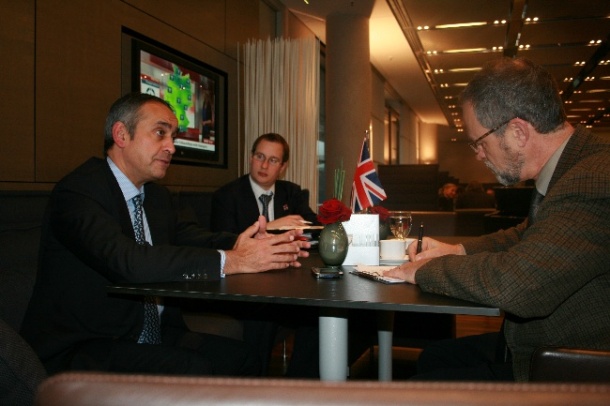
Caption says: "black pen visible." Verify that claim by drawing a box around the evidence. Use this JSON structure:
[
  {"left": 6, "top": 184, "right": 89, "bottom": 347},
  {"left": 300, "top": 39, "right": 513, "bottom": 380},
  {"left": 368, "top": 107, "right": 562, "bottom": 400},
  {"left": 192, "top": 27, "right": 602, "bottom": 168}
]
[{"left": 416, "top": 222, "right": 424, "bottom": 254}]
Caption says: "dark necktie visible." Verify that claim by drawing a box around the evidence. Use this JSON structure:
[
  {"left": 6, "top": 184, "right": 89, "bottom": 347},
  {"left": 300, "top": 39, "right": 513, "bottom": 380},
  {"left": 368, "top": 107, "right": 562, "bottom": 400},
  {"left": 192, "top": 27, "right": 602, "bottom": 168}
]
[
  {"left": 259, "top": 193, "right": 273, "bottom": 221},
  {"left": 132, "top": 195, "right": 162, "bottom": 345},
  {"left": 527, "top": 188, "right": 544, "bottom": 227}
]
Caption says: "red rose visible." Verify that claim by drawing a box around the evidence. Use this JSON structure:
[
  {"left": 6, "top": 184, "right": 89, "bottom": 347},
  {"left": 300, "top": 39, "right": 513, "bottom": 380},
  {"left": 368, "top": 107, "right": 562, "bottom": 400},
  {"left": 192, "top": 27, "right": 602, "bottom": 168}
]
[
  {"left": 369, "top": 205, "right": 390, "bottom": 221},
  {"left": 317, "top": 198, "right": 352, "bottom": 225}
]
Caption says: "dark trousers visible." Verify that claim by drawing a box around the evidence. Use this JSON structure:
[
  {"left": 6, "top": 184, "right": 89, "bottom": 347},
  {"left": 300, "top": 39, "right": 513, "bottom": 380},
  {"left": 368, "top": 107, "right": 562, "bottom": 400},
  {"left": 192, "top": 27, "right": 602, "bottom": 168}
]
[
  {"left": 45, "top": 325, "right": 261, "bottom": 377},
  {"left": 242, "top": 305, "right": 320, "bottom": 378},
  {"left": 412, "top": 332, "right": 514, "bottom": 381}
]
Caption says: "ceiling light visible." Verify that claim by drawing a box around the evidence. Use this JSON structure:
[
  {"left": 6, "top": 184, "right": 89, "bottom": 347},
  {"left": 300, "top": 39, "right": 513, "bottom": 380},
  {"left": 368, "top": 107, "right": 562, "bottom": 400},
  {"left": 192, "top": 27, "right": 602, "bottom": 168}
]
[
  {"left": 443, "top": 47, "right": 488, "bottom": 54},
  {"left": 448, "top": 67, "right": 482, "bottom": 73},
  {"left": 435, "top": 22, "right": 487, "bottom": 29}
]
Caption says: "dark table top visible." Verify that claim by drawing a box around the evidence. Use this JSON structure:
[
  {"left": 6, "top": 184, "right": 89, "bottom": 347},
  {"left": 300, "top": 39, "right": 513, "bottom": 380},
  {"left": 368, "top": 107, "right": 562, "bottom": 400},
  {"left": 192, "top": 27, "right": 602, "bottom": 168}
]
[{"left": 108, "top": 253, "right": 499, "bottom": 317}]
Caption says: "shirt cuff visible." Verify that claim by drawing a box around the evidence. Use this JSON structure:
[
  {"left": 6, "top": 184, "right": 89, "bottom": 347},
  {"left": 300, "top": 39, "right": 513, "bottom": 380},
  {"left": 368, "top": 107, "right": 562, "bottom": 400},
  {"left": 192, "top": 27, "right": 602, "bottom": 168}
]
[{"left": 217, "top": 249, "right": 226, "bottom": 278}]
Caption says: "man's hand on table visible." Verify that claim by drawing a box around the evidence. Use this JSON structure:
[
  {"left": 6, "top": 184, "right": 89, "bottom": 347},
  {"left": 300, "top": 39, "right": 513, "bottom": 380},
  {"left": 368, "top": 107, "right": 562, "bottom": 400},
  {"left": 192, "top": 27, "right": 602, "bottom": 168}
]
[
  {"left": 224, "top": 216, "right": 311, "bottom": 275},
  {"left": 383, "top": 237, "right": 466, "bottom": 284}
]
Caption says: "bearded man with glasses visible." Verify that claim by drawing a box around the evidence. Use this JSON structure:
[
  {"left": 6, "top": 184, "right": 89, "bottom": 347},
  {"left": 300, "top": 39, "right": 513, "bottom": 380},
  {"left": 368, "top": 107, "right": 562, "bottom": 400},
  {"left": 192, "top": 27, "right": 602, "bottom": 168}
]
[{"left": 385, "top": 57, "right": 610, "bottom": 382}]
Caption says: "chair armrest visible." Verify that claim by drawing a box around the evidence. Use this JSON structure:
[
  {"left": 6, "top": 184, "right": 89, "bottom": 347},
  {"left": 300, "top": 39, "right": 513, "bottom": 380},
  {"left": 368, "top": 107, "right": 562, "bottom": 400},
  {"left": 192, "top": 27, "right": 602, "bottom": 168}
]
[
  {"left": 530, "top": 346, "right": 610, "bottom": 382},
  {"left": 36, "top": 372, "right": 610, "bottom": 406}
]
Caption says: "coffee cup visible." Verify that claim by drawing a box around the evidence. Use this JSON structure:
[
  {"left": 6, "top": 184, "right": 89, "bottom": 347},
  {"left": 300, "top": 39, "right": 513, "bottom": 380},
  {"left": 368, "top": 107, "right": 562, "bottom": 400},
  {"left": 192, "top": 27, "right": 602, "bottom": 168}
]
[{"left": 379, "top": 239, "right": 406, "bottom": 260}]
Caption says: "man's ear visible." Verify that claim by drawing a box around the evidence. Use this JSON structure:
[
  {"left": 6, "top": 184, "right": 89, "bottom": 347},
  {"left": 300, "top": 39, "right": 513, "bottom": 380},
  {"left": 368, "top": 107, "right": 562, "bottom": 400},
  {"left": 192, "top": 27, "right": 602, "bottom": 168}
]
[
  {"left": 112, "top": 121, "right": 128, "bottom": 148},
  {"left": 511, "top": 118, "right": 530, "bottom": 148},
  {"left": 279, "top": 161, "right": 288, "bottom": 176}
]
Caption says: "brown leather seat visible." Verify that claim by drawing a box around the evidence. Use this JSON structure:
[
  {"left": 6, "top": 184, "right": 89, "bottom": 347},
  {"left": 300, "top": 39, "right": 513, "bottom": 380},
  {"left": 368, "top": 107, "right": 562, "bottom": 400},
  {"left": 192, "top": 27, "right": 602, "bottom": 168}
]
[
  {"left": 36, "top": 372, "right": 610, "bottom": 406},
  {"left": 530, "top": 346, "right": 610, "bottom": 383}
]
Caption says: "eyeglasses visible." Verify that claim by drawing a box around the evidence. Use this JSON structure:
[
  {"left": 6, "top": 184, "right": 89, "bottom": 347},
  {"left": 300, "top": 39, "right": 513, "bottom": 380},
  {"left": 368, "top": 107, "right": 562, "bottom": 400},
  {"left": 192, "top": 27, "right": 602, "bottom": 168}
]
[
  {"left": 468, "top": 118, "right": 514, "bottom": 153},
  {"left": 252, "top": 152, "right": 282, "bottom": 166}
]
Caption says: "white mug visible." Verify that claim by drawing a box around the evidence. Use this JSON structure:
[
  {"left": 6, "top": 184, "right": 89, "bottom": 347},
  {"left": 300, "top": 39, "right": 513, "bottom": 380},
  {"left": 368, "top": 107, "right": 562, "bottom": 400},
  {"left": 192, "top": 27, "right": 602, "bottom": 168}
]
[{"left": 379, "top": 239, "right": 406, "bottom": 260}]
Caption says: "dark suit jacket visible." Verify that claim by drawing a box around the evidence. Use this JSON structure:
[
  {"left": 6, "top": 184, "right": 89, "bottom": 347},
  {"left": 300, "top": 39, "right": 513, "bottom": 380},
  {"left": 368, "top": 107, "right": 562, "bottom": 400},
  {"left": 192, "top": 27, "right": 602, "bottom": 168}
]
[
  {"left": 21, "top": 157, "right": 236, "bottom": 365},
  {"left": 416, "top": 126, "right": 610, "bottom": 381},
  {"left": 210, "top": 174, "right": 318, "bottom": 233}
]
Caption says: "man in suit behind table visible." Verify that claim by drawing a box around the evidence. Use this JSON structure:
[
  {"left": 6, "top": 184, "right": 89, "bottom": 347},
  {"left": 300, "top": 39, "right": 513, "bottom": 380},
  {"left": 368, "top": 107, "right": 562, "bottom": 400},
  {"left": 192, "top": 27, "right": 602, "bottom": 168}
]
[
  {"left": 21, "top": 93, "right": 309, "bottom": 377},
  {"left": 386, "top": 57, "right": 610, "bottom": 382},
  {"left": 210, "top": 133, "right": 320, "bottom": 378},
  {"left": 211, "top": 132, "right": 318, "bottom": 233}
]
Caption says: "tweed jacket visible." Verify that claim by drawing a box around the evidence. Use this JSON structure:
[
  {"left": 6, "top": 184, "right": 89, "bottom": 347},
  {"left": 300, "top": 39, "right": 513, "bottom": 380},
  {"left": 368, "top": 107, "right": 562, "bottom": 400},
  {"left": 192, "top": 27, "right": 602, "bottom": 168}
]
[
  {"left": 21, "top": 157, "right": 237, "bottom": 365},
  {"left": 210, "top": 174, "right": 318, "bottom": 233},
  {"left": 416, "top": 125, "right": 610, "bottom": 381}
]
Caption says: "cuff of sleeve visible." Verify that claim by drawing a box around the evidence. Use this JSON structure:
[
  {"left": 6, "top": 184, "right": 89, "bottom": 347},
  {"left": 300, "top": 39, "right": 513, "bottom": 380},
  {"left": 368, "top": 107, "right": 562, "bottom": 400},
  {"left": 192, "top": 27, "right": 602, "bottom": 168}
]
[{"left": 217, "top": 249, "right": 226, "bottom": 278}]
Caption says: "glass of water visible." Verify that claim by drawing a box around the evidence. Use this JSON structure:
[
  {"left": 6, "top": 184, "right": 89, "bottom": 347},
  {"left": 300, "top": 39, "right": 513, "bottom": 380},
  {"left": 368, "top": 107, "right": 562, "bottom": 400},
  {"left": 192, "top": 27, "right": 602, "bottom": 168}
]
[{"left": 388, "top": 211, "right": 413, "bottom": 240}]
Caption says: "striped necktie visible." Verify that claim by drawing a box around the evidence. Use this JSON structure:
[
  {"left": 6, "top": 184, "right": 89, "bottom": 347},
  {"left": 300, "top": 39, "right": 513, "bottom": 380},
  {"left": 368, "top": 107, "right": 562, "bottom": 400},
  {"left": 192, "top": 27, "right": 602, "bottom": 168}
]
[
  {"left": 132, "top": 195, "right": 162, "bottom": 345},
  {"left": 527, "top": 189, "right": 544, "bottom": 227},
  {"left": 259, "top": 193, "right": 273, "bottom": 221}
]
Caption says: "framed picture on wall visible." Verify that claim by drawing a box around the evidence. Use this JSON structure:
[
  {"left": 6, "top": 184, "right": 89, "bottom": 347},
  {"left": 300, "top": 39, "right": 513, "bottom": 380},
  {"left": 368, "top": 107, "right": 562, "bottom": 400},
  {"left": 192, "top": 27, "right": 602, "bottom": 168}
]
[{"left": 122, "top": 29, "right": 228, "bottom": 168}]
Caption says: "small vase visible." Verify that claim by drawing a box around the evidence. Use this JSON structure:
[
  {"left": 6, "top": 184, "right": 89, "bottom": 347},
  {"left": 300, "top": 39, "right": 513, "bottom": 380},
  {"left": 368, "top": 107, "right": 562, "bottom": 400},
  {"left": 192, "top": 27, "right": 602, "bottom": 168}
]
[{"left": 318, "top": 221, "right": 349, "bottom": 267}]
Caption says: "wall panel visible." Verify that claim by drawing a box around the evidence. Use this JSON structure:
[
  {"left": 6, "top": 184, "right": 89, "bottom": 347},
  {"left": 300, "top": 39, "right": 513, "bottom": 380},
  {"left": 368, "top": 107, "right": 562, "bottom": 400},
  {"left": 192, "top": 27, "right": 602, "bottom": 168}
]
[{"left": 0, "top": 0, "right": 35, "bottom": 182}]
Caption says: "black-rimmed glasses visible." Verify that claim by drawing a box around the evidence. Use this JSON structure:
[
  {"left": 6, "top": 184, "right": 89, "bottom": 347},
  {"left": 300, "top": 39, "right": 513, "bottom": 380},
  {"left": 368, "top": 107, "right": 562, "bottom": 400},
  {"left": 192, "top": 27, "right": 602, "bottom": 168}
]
[{"left": 468, "top": 118, "right": 514, "bottom": 153}]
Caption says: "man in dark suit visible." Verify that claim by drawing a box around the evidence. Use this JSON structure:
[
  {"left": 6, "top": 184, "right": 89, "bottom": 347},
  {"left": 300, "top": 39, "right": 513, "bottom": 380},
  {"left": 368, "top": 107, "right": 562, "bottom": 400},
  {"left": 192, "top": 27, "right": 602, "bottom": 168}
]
[
  {"left": 21, "top": 93, "right": 310, "bottom": 377},
  {"left": 211, "top": 133, "right": 318, "bottom": 233},
  {"left": 386, "top": 57, "right": 610, "bottom": 382},
  {"left": 210, "top": 133, "right": 320, "bottom": 378}
]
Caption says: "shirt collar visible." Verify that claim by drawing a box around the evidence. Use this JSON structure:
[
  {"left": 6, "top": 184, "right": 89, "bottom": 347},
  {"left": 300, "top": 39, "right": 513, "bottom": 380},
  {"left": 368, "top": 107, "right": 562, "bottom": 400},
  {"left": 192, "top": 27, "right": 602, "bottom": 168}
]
[
  {"left": 107, "top": 157, "right": 145, "bottom": 202},
  {"left": 535, "top": 135, "right": 571, "bottom": 196},
  {"left": 248, "top": 175, "right": 275, "bottom": 198}
]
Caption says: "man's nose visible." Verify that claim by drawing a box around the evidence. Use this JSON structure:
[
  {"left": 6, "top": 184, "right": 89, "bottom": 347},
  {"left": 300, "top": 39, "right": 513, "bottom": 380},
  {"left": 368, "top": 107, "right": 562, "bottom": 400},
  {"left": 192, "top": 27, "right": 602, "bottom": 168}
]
[
  {"left": 165, "top": 137, "right": 176, "bottom": 155},
  {"left": 475, "top": 149, "right": 485, "bottom": 161}
]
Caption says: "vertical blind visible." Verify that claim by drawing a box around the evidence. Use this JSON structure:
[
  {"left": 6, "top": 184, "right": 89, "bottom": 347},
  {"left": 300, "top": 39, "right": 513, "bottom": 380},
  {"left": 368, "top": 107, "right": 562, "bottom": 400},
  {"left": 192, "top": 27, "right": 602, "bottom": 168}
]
[{"left": 241, "top": 37, "right": 320, "bottom": 209}]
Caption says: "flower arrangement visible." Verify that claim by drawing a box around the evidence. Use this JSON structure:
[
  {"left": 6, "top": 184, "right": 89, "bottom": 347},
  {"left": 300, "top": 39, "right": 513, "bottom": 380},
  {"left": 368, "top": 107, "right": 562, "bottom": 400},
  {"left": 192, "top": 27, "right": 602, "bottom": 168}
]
[
  {"left": 317, "top": 198, "right": 352, "bottom": 225},
  {"left": 317, "top": 161, "right": 352, "bottom": 225}
]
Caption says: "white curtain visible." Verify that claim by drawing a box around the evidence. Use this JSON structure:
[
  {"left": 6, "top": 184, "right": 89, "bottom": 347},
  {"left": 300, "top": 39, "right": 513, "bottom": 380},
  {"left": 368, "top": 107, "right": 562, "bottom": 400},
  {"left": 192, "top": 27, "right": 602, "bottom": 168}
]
[{"left": 241, "top": 37, "right": 320, "bottom": 209}]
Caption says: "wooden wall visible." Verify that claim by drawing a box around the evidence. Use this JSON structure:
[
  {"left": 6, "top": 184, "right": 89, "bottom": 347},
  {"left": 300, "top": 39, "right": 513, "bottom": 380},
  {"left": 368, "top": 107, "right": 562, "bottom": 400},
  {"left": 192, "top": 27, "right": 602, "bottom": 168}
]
[{"left": 0, "top": 0, "right": 265, "bottom": 192}]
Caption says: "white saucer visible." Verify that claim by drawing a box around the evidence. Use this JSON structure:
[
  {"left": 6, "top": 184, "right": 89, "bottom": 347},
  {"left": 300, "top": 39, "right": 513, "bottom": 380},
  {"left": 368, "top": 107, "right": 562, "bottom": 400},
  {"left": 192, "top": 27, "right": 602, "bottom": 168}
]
[{"left": 379, "top": 257, "right": 408, "bottom": 266}]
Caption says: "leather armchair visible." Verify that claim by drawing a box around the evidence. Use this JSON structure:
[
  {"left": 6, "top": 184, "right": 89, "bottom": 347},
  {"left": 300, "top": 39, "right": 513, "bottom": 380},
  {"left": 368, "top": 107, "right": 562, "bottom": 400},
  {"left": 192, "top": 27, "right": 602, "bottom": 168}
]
[
  {"left": 36, "top": 372, "right": 610, "bottom": 406},
  {"left": 530, "top": 346, "right": 610, "bottom": 383}
]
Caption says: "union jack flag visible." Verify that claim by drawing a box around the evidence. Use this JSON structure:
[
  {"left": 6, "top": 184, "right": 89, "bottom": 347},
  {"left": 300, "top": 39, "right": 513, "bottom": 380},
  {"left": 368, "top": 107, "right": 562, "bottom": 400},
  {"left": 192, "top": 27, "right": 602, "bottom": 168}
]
[{"left": 350, "top": 137, "right": 387, "bottom": 212}]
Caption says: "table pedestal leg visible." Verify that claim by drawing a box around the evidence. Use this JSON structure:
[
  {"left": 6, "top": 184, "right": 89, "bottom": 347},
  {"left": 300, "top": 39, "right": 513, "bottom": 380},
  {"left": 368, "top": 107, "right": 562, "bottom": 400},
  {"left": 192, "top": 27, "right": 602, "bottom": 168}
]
[
  {"left": 377, "top": 311, "right": 394, "bottom": 381},
  {"left": 319, "top": 308, "right": 348, "bottom": 381}
]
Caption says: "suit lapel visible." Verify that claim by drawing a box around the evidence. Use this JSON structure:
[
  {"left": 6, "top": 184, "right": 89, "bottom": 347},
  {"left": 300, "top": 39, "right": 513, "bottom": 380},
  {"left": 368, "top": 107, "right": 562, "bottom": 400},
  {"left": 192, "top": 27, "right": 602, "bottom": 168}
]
[
  {"left": 239, "top": 176, "right": 263, "bottom": 224},
  {"left": 273, "top": 182, "right": 290, "bottom": 217}
]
